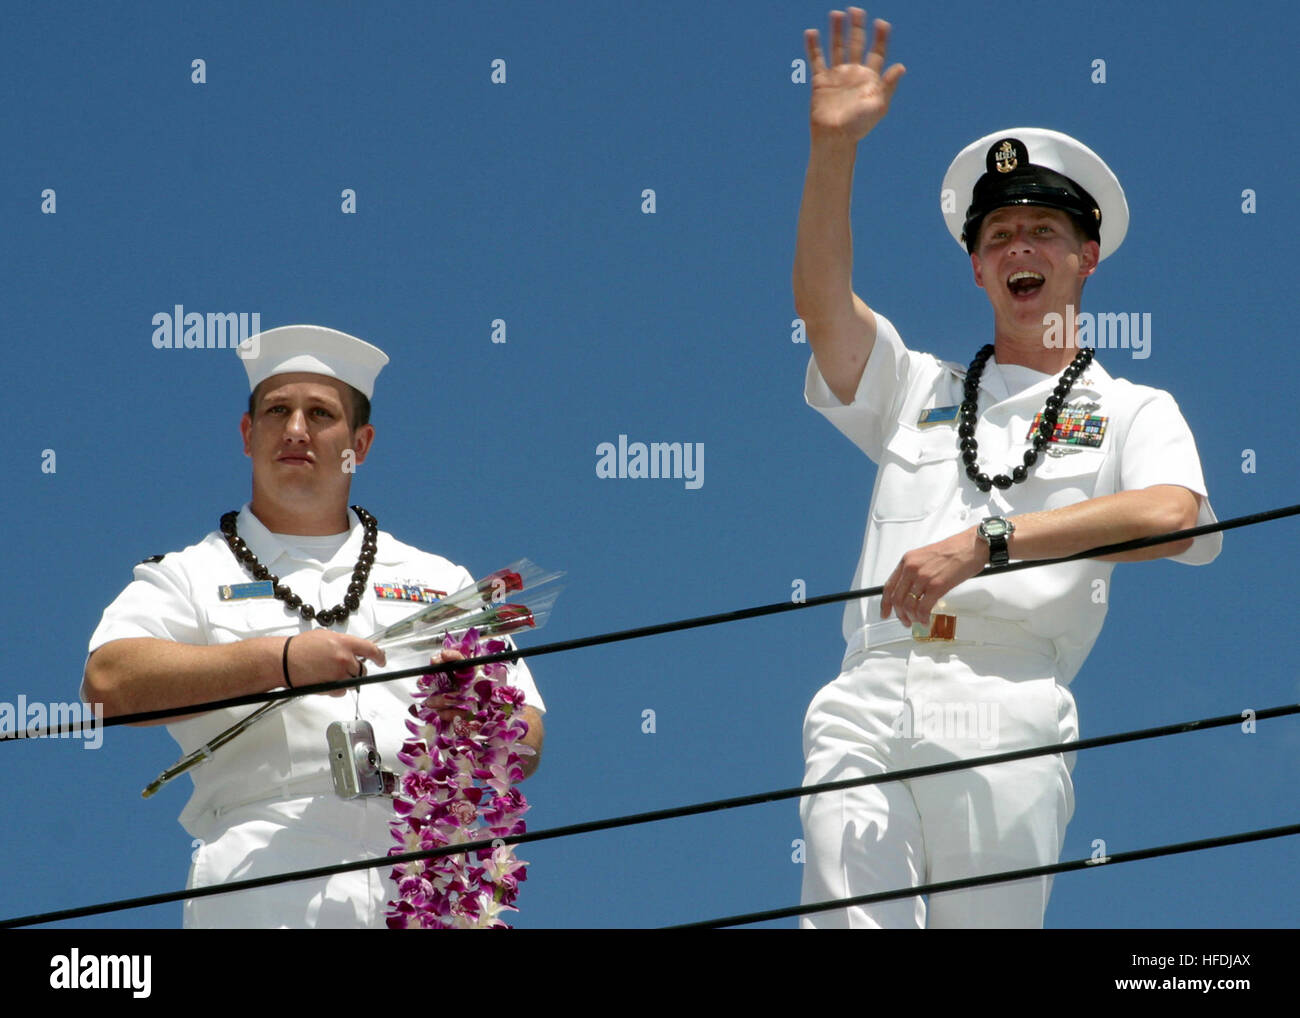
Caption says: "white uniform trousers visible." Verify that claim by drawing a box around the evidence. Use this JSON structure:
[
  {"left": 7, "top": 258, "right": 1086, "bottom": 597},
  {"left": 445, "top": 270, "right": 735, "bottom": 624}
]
[
  {"left": 184, "top": 793, "right": 397, "bottom": 929},
  {"left": 799, "top": 640, "right": 1077, "bottom": 928}
]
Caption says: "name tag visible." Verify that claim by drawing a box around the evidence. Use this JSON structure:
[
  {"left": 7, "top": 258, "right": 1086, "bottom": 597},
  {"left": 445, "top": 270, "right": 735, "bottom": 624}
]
[
  {"left": 917, "top": 405, "right": 960, "bottom": 427},
  {"left": 218, "top": 581, "right": 275, "bottom": 601},
  {"left": 1028, "top": 409, "right": 1109, "bottom": 448}
]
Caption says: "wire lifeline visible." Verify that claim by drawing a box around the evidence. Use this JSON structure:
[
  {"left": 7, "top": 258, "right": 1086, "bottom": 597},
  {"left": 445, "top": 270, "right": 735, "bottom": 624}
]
[
  {"left": 2, "top": 503, "right": 1293, "bottom": 924},
  {"left": 9, "top": 500, "right": 1298, "bottom": 741},
  {"left": 3, "top": 699, "right": 1296, "bottom": 928},
  {"left": 667, "top": 821, "right": 1300, "bottom": 929}
]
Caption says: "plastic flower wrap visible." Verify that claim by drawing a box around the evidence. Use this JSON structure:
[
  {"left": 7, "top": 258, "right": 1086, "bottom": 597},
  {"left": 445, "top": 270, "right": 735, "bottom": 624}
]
[
  {"left": 375, "top": 592, "right": 559, "bottom": 658},
  {"left": 386, "top": 627, "right": 533, "bottom": 929},
  {"left": 370, "top": 560, "right": 558, "bottom": 651}
]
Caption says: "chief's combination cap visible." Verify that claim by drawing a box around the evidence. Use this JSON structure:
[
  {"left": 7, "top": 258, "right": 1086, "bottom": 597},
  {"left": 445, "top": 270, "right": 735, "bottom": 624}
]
[
  {"left": 941, "top": 127, "right": 1129, "bottom": 261},
  {"left": 237, "top": 324, "right": 389, "bottom": 399}
]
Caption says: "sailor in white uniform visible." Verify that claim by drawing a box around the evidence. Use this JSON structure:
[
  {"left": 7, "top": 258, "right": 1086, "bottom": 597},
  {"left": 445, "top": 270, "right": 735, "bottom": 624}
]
[
  {"left": 84, "top": 325, "right": 546, "bottom": 928},
  {"left": 793, "top": 11, "right": 1219, "bottom": 927}
]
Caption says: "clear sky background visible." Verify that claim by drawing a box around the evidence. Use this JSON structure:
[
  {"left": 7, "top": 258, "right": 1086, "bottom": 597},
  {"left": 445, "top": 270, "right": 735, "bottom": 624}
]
[{"left": 2, "top": 1, "right": 1296, "bottom": 930}]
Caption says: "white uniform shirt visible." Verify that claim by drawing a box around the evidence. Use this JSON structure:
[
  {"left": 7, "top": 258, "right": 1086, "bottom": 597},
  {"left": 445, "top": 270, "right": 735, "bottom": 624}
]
[
  {"left": 805, "top": 313, "right": 1221, "bottom": 684},
  {"left": 87, "top": 504, "right": 544, "bottom": 838}
]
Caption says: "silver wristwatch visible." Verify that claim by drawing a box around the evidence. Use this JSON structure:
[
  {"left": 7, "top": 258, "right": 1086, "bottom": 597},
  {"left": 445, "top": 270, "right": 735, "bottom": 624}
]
[{"left": 978, "top": 516, "right": 1016, "bottom": 568}]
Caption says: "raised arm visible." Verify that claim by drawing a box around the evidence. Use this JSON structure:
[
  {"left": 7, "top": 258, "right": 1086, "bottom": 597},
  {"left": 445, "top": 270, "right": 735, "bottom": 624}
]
[{"left": 793, "top": 9, "right": 905, "bottom": 405}]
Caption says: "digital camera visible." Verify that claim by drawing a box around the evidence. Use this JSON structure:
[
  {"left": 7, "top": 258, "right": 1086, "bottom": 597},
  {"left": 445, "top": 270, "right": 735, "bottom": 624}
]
[{"left": 326, "top": 719, "right": 391, "bottom": 798}]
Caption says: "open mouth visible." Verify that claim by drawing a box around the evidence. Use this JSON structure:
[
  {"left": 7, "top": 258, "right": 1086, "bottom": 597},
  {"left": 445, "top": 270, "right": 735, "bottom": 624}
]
[{"left": 1007, "top": 270, "right": 1045, "bottom": 297}]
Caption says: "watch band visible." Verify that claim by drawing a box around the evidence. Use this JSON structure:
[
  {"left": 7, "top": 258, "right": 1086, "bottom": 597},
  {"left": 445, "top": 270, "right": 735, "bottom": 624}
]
[{"left": 979, "top": 516, "right": 1015, "bottom": 568}]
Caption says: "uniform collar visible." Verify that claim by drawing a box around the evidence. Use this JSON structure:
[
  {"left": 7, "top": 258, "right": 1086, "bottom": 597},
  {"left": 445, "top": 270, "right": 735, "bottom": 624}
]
[
  {"left": 1007, "top": 353, "right": 1111, "bottom": 407},
  {"left": 234, "top": 502, "right": 366, "bottom": 571},
  {"left": 949, "top": 352, "right": 1111, "bottom": 407}
]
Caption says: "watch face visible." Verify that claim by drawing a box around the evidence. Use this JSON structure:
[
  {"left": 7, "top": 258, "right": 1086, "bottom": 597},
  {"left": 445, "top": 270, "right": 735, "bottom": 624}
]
[{"left": 982, "top": 518, "right": 1010, "bottom": 539}]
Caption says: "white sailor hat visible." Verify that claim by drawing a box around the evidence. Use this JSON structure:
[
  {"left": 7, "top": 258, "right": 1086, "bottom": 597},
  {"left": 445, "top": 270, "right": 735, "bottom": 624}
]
[
  {"left": 237, "top": 324, "right": 389, "bottom": 399},
  {"left": 941, "top": 127, "right": 1129, "bottom": 261}
]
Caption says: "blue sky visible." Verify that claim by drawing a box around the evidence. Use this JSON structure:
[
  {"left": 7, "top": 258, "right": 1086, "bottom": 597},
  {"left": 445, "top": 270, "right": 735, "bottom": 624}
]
[{"left": 2, "top": 0, "right": 1296, "bottom": 930}]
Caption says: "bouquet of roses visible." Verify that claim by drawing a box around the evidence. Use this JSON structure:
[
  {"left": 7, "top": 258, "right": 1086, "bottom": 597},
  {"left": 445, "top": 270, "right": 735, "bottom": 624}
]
[{"left": 368, "top": 560, "right": 560, "bottom": 652}]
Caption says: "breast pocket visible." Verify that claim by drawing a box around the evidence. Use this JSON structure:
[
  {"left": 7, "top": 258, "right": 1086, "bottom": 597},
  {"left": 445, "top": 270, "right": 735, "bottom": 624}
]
[
  {"left": 203, "top": 598, "right": 301, "bottom": 645},
  {"left": 871, "top": 422, "right": 961, "bottom": 522},
  {"left": 371, "top": 599, "right": 426, "bottom": 633},
  {"left": 1026, "top": 447, "right": 1108, "bottom": 510}
]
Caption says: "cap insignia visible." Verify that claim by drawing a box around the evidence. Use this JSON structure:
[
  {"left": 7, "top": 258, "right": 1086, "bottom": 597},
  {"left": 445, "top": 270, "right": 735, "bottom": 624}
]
[{"left": 993, "top": 139, "right": 1021, "bottom": 174}]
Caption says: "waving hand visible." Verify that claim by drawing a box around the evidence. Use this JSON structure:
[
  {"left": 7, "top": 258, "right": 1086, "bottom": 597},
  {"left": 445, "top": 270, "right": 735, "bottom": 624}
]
[{"left": 805, "top": 9, "right": 906, "bottom": 143}]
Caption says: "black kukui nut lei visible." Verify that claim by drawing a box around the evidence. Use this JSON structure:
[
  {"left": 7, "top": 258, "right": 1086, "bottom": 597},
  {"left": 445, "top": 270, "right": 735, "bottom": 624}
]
[
  {"left": 959, "top": 344, "right": 1095, "bottom": 492},
  {"left": 220, "top": 505, "right": 378, "bottom": 626}
]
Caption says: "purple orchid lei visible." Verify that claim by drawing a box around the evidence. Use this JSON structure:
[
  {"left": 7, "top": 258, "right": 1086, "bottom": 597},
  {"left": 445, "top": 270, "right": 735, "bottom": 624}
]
[{"left": 386, "top": 628, "right": 532, "bottom": 929}]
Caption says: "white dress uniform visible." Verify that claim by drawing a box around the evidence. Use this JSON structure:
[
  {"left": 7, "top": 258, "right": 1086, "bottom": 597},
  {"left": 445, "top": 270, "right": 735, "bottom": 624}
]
[
  {"left": 798, "top": 313, "right": 1220, "bottom": 928},
  {"left": 85, "top": 323, "right": 544, "bottom": 927},
  {"left": 87, "top": 508, "right": 545, "bottom": 929}
]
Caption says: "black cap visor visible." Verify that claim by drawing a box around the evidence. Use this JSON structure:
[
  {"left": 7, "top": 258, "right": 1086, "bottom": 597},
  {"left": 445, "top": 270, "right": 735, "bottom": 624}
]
[{"left": 963, "top": 166, "right": 1101, "bottom": 252}]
